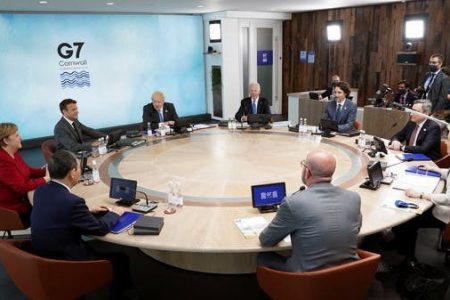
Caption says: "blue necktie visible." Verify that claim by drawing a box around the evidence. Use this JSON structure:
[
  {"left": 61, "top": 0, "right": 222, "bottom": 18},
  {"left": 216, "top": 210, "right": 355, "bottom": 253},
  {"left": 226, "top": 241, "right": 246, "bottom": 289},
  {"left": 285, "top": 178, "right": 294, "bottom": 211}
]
[
  {"left": 334, "top": 104, "right": 342, "bottom": 121},
  {"left": 158, "top": 111, "right": 164, "bottom": 122},
  {"left": 252, "top": 100, "right": 257, "bottom": 115},
  {"left": 425, "top": 73, "right": 436, "bottom": 97}
]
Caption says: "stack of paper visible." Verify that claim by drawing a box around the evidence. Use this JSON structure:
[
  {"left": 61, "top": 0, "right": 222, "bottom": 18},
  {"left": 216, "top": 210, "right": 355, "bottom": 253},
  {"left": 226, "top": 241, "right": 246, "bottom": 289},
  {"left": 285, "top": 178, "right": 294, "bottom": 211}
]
[
  {"left": 234, "top": 216, "right": 268, "bottom": 239},
  {"left": 392, "top": 172, "right": 441, "bottom": 194}
]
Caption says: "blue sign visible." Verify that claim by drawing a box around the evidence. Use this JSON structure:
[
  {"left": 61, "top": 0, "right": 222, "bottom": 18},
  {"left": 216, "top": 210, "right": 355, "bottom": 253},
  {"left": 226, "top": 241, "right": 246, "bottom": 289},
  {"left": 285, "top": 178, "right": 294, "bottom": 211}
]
[
  {"left": 257, "top": 50, "right": 273, "bottom": 66},
  {"left": 299, "top": 50, "right": 307, "bottom": 63},
  {"left": 307, "top": 51, "right": 315, "bottom": 64}
]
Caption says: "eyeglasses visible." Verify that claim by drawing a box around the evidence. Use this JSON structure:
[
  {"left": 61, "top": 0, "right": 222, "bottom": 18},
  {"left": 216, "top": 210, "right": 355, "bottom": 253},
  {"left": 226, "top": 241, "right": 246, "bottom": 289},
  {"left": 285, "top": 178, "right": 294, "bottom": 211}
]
[{"left": 300, "top": 160, "right": 308, "bottom": 169}]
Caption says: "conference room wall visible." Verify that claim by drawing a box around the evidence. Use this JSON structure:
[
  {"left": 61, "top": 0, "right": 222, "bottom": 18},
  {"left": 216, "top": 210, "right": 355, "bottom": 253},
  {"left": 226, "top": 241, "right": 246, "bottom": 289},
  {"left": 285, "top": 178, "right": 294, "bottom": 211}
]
[
  {"left": 282, "top": 0, "right": 450, "bottom": 112},
  {"left": 0, "top": 13, "right": 206, "bottom": 140}
]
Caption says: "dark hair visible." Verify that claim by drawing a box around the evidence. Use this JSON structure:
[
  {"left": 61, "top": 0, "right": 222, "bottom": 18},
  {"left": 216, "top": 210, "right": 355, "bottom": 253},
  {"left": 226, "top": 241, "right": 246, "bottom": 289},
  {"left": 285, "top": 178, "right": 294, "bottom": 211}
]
[
  {"left": 397, "top": 80, "right": 410, "bottom": 88},
  {"left": 335, "top": 81, "right": 351, "bottom": 97},
  {"left": 59, "top": 98, "right": 77, "bottom": 113},
  {"left": 48, "top": 150, "right": 78, "bottom": 179}
]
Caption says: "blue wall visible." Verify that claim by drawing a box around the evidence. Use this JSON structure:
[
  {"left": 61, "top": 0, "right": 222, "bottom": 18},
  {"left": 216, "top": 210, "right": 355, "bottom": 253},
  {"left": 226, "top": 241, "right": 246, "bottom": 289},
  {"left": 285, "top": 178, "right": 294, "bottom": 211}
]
[{"left": 0, "top": 14, "right": 205, "bottom": 139}]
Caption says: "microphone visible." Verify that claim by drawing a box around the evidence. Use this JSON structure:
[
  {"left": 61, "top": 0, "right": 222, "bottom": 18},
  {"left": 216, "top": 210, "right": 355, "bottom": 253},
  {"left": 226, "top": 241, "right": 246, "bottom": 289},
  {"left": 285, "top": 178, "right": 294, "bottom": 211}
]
[
  {"left": 132, "top": 190, "right": 157, "bottom": 213},
  {"left": 298, "top": 186, "right": 306, "bottom": 192},
  {"left": 385, "top": 158, "right": 413, "bottom": 169}
]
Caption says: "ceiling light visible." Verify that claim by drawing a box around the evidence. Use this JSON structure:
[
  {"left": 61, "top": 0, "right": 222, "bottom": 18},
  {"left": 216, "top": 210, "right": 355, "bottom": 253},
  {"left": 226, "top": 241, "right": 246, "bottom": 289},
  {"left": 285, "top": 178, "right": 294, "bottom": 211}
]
[
  {"left": 39, "top": 1, "right": 48, "bottom": 4},
  {"left": 106, "top": 2, "right": 114, "bottom": 5},
  {"left": 197, "top": 5, "right": 204, "bottom": 8}
]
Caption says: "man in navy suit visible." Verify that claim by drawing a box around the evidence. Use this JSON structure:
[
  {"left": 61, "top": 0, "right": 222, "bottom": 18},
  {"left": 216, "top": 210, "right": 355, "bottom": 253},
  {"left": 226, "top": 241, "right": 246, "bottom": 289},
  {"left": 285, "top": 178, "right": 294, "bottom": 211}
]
[
  {"left": 142, "top": 90, "right": 179, "bottom": 131},
  {"left": 322, "top": 81, "right": 357, "bottom": 133},
  {"left": 420, "top": 54, "right": 450, "bottom": 112},
  {"left": 389, "top": 99, "right": 441, "bottom": 161},
  {"left": 31, "top": 150, "right": 133, "bottom": 298},
  {"left": 235, "top": 82, "right": 272, "bottom": 122},
  {"left": 393, "top": 80, "right": 418, "bottom": 107}
]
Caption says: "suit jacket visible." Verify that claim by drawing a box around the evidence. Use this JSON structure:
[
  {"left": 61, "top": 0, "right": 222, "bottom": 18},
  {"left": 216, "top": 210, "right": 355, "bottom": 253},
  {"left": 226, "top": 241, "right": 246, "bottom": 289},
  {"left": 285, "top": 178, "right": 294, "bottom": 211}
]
[
  {"left": 54, "top": 117, "right": 105, "bottom": 153},
  {"left": 259, "top": 182, "right": 361, "bottom": 272},
  {"left": 393, "top": 90, "right": 418, "bottom": 107},
  {"left": 31, "top": 181, "right": 119, "bottom": 260},
  {"left": 323, "top": 99, "right": 357, "bottom": 133},
  {"left": 423, "top": 71, "right": 450, "bottom": 112},
  {"left": 234, "top": 97, "right": 271, "bottom": 121},
  {"left": 142, "top": 102, "right": 179, "bottom": 130},
  {"left": 391, "top": 119, "right": 442, "bottom": 161},
  {"left": 0, "top": 148, "right": 45, "bottom": 215}
]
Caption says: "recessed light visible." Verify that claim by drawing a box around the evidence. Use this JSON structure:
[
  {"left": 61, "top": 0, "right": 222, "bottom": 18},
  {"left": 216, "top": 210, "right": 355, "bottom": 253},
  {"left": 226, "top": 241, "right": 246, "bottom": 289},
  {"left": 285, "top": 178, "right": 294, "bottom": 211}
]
[
  {"left": 39, "top": 1, "right": 48, "bottom": 4},
  {"left": 197, "top": 5, "right": 204, "bottom": 8},
  {"left": 106, "top": 2, "right": 114, "bottom": 5}
]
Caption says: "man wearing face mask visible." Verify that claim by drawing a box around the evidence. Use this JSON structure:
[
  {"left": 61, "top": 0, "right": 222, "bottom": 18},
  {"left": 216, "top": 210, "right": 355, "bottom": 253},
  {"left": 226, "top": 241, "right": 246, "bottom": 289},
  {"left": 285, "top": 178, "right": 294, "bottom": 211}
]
[
  {"left": 319, "top": 74, "right": 340, "bottom": 100},
  {"left": 420, "top": 54, "right": 450, "bottom": 112},
  {"left": 393, "top": 80, "right": 417, "bottom": 108},
  {"left": 257, "top": 150, "right": 362, "bottom": 272}
]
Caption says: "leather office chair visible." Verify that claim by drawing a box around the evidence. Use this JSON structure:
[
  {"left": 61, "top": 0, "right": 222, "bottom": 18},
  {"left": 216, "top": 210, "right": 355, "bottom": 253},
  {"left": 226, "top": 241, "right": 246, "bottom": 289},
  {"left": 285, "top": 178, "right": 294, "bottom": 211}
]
[
  {"left": 40, "top": 139, "right": 56, "bottom": 162},
  {"left": 354, "top": 120, "right": 362, "bottom": 130},
  {"left": 256, "top": 249, "right": 380, "bottom": 300},
  {"left": 0, "top": 239, "right": 113, "bottom": 300},
  {"left": 0, "top": 207, "right": 26, "bottom": 239}
]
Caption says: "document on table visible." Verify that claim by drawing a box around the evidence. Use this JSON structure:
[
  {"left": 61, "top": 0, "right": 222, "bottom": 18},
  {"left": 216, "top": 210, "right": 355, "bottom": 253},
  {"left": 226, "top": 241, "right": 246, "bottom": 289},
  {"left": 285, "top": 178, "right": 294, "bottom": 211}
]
[
  {"left": 392, "top": 172, "right": 440, "bottom": 194},
  {"left": 234, "top": 216, "right": 268, "bottom": 239}
]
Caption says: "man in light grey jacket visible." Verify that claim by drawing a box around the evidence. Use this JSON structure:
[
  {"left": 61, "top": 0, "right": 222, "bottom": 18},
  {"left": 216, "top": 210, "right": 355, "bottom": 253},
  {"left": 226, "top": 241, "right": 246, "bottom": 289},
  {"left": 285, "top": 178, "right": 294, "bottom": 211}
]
[{"left": 258, "top": 150, "right": 362, "bottom": 272}]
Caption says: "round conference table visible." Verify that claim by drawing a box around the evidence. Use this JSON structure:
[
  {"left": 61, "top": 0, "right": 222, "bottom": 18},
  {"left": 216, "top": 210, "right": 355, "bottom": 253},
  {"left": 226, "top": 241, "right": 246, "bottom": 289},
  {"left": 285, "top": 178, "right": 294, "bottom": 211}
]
[{"left": 73, "top": 126, "right": 442, "bottom": 274}]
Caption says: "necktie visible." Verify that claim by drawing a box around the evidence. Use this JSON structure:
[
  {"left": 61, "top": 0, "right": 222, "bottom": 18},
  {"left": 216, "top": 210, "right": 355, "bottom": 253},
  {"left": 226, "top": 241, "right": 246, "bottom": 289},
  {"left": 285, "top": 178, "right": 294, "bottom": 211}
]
[
  {"left": 400, "top": 94, "right": 405, "bottom": 105},
  {"left": 72, "top": 122, "right": 82, "bottom": 143},
  {"left": 408, "top": 125, "right": 419, "bottom": 146},
  {"left": 334, "top": 104, "right": 342, "bottom": 121},
  {"left": 158, "top": 111, "right": 164, "bottom": 122},
  {"left": 425, "top": 73, "right": 436, "bottom": 97},
  {"left": 252, "top": 100, "right": 257, "bottom": 115}
]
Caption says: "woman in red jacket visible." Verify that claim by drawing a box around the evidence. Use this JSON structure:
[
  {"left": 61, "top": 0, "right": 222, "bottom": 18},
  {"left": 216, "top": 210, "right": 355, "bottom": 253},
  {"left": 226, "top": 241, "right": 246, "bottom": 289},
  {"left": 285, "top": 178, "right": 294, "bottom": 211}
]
[{"left": 0, "top": 123, "right": 47, "bottom": 226}]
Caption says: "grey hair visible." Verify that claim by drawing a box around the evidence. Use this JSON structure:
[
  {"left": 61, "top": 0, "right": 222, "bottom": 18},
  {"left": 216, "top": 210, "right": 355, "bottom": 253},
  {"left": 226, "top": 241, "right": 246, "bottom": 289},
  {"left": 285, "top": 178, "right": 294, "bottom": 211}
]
[{"left": 414, "top": 99, "right": 432, "bottom": 115}]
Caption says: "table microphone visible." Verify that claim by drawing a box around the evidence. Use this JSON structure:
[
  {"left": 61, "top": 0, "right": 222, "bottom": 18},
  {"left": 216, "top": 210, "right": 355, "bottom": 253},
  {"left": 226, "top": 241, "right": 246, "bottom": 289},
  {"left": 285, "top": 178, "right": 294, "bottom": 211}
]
[{"left": 385, "top": 158, "right": 414, "bottom": 168}]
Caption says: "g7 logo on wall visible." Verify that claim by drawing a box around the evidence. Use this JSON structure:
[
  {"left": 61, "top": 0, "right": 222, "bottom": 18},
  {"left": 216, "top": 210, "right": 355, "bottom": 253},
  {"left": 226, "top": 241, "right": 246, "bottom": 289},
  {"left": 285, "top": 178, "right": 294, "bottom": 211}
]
[{"left": 57, "top": 42, "right": 85, "bottom": 59}]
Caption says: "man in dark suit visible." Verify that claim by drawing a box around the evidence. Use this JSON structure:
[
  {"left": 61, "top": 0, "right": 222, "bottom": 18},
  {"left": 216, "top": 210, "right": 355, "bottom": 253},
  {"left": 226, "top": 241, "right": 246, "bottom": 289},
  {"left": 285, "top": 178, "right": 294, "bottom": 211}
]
[
  {"left": 54, "top": 98, "right": 105, "bottom": 153},
  {"left": 420, "top": 54, "right": 450, "bottom": 112},
  {"left": 322, "top": 81, "right": 357, "bottom": 133},
  {"left": 389, "top": 99, "right": 441, "bottom": 161},
  {"left": 142, "top": 90, "right": 179, "bottom": 131},
  {"left": 393, "top": 80, "right": 418, "bottom": 107},
  {"left": 258, "top": 150, "right": 361, "bottom": 272},
  {"left": 235, "top": 82, "right": 271, "bottom": 122},
  {"left": 31, "top": 150, "right": 133, "bottom": 297}
]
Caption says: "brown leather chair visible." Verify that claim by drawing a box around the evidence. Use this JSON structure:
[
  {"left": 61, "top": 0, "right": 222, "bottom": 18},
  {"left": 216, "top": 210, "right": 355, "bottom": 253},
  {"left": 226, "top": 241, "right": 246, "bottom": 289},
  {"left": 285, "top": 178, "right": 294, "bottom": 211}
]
[
  {"left": 0, "top": 239, "right": 113, "bottom": 300},
  {"left": 256, "top": 249, "right": 380, "bottom": 300},
  {"left": 0, "top": 207, "right": 26, "bottom": 239},
  {"left": 354, "top": 120, "right": 362, "bottom": 130},
  {"left": 40, "top": 139, "right": 56, "bottom": 162}
]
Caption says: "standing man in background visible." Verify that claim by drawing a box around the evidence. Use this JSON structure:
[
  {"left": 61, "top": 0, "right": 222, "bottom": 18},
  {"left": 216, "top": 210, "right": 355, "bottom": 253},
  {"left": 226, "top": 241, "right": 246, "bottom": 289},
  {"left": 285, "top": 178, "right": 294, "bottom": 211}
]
[
  {"left": 142, "top": 91, "right": 179, "bottom": 131},
  {"left": 54, "top": 99, "right": 105, "bottom": 153},
  {"left": 320, "top": 74, "right": 341, "bottom": 100},
  {"left": 420, "top": 54, "right": 450, "bottom": 112},
  {"left": 235, "top": 82, "right": 271, "bottom": 122}
]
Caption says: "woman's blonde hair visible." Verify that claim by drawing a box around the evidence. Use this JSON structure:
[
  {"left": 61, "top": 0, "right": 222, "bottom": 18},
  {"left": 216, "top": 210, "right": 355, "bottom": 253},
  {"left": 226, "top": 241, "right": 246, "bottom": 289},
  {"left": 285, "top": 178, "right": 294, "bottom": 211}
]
[{"left": 0, "top": 123, "right": 18, "bottom": 147}]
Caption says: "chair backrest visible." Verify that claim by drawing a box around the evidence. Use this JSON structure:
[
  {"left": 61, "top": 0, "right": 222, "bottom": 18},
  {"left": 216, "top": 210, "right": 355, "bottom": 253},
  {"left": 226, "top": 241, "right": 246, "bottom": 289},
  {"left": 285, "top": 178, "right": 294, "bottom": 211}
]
[
  {"left": 435, "top": 154, "right": 450, "bottom": 168},
  {"left": 257, "top": 249, "right": 380, "bottom": 300},
  {"left": 0, "top": 207, "right": 26, "bottom": 231},
  {"left": 0, "top": 239, "right": 113, "bottom": 300},
  {"left": 354, "top": 120, "right": 362, "bottom": 130},
  {"left": 40, "top": 139, "right": 56, "bottom": 162}
]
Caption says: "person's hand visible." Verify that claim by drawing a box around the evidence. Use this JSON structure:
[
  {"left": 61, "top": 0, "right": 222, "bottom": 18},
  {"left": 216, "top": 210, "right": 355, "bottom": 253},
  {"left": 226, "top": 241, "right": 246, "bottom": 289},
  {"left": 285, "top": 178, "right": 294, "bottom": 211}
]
[
  {"left": 241, "top": 115, "right": 248, "bottom": 122},
  {"left": 388, "top": 140, "right": 402, "bottom": 151},
  {"left": 167, "top": 121, "right": 175, "bottom": 126},
  {"left": 90, "top": 205, "right": 109, "bottom": 214},
  {"left": 405, "top": 188, "right": 421, "bottom": 199},
  {"left": 91, "top": 140, "right": 100, "bottom": 147},
  {"left": 44, "top": 166, "right": 50, "bottom": 182}
]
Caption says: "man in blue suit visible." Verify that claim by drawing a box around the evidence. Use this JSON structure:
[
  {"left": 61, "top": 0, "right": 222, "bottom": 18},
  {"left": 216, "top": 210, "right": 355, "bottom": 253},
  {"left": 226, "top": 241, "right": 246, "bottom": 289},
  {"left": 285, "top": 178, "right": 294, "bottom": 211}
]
[
  {"left": 31, "top": 150, "right": 133, "bottom": 298},
  {"left": 322, "top": 81, "right": 357, "bottom": 133}
]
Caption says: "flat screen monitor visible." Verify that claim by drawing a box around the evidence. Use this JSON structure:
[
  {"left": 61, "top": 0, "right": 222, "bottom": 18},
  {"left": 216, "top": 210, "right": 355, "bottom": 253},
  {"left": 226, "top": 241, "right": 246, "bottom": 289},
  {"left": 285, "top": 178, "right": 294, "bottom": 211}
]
[
  {"left": 373, "top": 136, "right": 388, "bottom": 154},
  {"left": 320, "top": 118, "right": 339, "bottom": 132},
  {"left": 251, "top": 182, "right": 286, "bottom": 212},
  {"left": 368, "top": 161, "right": 383, "bottom": 188},
  {"left": 109, "top": 177, "right": 138, "bottom": 205},
  {"left": 247, "top": 114, "right": 271, "bottom": 125}
]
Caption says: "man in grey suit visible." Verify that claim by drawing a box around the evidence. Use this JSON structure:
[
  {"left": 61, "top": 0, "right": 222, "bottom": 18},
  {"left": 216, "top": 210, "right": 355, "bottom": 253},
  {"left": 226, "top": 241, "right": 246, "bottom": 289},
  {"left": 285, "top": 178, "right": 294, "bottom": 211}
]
[
  {"left": 258, "top": 150, "right": 362, "bottom": 272},
  {"left": 421, "top": 54, "right": 450, "bottom": 112},
  {"left": 54, "top": 99, "right": 106, "bottom": 153}
]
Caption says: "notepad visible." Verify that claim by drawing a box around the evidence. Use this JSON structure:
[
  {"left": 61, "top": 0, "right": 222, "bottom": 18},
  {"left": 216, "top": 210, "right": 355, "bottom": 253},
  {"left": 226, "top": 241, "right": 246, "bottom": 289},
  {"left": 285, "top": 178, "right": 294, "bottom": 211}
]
[
  {"left": 397, "top": 153, "right": 431, "bottom": 161},
  {"left": 111, "top": 211, "right": 141, "bottom": 234},
  {"left": 405, "top": 166, "right": 441, "bottom": 178}
]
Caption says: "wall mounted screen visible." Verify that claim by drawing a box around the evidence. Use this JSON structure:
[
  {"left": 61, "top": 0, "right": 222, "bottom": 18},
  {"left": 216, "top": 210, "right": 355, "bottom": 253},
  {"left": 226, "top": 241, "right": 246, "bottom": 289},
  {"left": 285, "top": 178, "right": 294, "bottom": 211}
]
[{"left": 0, "top": 14, "right": 205, "bottom": 139}]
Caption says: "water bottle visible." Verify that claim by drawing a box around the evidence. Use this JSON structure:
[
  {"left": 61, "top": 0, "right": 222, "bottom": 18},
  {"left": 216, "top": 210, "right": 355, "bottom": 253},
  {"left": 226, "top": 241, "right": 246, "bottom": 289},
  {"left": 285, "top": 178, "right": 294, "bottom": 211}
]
[
  {"left": 147, "top": 122, "right": 152, "bottom": 136},
  {"left": 232, "top": 119, "right": 237, "bottom": 130},
  {"left": 358, "top": 130, "right": 365, "bottom": 148},
  {"left": 98, "top": 137, "right": 107, "bottom": 155},
  {"left": 228, "top": 117, "right": 232, "bottom": 130},
  {"left": 92, "top": 160, "right": 100, "bottom": 183},
  {"left": 299, "top": 118, "right": 303, "bottom": 136}
]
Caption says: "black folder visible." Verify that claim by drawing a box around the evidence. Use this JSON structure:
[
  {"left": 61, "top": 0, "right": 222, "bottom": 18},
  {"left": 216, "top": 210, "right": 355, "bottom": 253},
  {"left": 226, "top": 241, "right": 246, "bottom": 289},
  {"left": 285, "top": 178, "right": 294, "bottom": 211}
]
[{"left": 133, "top": 216, "right": 164, "bottom": 235}]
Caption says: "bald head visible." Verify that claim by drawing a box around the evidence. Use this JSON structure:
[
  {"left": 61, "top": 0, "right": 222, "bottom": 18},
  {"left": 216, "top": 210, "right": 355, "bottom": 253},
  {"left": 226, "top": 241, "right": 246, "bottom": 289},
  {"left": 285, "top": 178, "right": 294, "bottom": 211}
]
[{"left": 306, "top": 150, "right": 336, "bottom": 178}]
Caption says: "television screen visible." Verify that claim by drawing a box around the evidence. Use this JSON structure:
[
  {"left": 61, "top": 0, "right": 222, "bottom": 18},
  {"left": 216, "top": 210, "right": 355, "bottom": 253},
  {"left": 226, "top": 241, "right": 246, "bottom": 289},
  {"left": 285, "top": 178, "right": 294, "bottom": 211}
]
[{"left": 252, "top": 182, "right": 286, "bottom": 207}]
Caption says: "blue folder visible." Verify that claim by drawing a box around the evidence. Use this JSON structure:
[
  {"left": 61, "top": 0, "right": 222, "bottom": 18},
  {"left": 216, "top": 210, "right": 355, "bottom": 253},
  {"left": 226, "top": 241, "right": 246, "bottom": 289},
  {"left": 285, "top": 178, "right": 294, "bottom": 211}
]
[
  {"left": 405, "top": 166, "right": 441, "bottom": 178},
  {"left": 398, "top": 153, "right": 431, "bottom": 161},
  {"left": 111, "top": 211, "right": 141, "bottom": 234}
]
